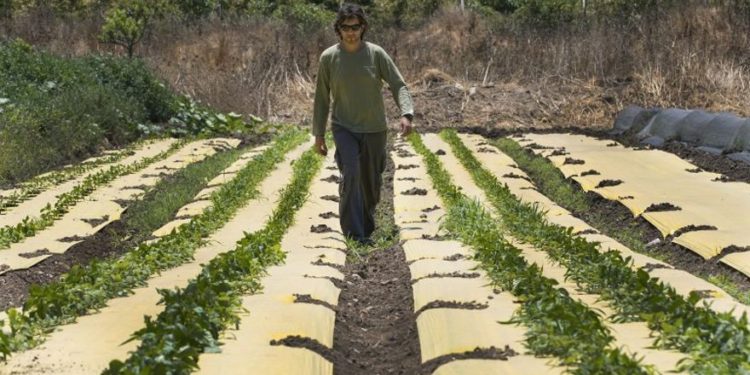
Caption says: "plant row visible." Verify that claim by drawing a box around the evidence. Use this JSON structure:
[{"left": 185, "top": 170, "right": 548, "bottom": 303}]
[
  {"left": 407, "top": 133, "right": 648, "bottom": 374},
  {"left": 492, "top": 137, "right": 750, "bottom": 305},
  {"left": 440, "top": 130, "right": 750, "bottom": 374},
  {"left": 0, "top": 141, "right": 143, "bottom": 215},
  {"left": 0, "top": 139, "right": 188, "bottom": 250},
  {"left": 106, "top": 147, "right": 323, "bottom": 373},
  {"left": 0, "top": 129, "right": 307, "bottom": 361}
]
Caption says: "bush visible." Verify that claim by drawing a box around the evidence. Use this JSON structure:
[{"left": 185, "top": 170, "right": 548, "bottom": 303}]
[{"left": 0, "top": 38, "right": 179, "bottom": 185}]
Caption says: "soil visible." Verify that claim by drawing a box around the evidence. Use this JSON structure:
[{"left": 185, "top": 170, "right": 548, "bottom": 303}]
[
  {"left": 329, "top": 138, "right": 422, "bottom": 375},
  {"left": 0, "top": 220, "right": 135, "bottom": 311},
  {"left": 580, "top": 191, "right": 750, "bottom": 293},
  {"left": 0, "top": 138, "right": 270, "bottom": 311}
]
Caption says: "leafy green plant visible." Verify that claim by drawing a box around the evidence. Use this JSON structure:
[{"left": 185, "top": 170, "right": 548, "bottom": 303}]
[
  {"left": 0, "top": 142, "right": 141, "bottom": 214},
  {"left": 0, "top": 129, "right": 307, "bottom": 359},
  {"left": 106, "top": 144, "right": 322, "bottom": 373},
  {"left": 407, "top": 133, "right": 647, "bottom": 373},
  {"left": 440, "top": 129, "right": 750, "bottom": 373},
  {"left": 99, "top": 0, "right": 168, "bottom": 58},
  {"left": 0, "top": 139, "right": 186, "bottom": 249}
]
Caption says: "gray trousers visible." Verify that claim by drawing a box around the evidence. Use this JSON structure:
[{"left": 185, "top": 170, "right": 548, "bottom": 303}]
[{"left": 332, "top": 125, "right": 387, "bottom": 241}]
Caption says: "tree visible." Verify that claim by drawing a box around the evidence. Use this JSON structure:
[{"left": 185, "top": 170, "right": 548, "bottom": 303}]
[{"left": 99, "top": 0, "right": 166, "bottom": 58}]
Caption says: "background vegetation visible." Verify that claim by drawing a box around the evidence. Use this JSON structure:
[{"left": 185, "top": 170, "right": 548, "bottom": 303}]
[{"left": 1, "top": 0, "right": 750, "bottom": 183}]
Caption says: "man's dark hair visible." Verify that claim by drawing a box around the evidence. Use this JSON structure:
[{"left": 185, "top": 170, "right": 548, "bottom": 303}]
[{"left": 334, "top": 3, "right": 368, "bottom": 39}]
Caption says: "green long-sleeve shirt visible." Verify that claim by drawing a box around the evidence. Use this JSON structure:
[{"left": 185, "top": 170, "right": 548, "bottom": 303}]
[{"left": 312, "top": 42, "right": 414, "bottom": 137}]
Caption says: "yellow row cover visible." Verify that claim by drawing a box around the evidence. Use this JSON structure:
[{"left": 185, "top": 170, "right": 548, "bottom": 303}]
[
  {"left": 519, "top": 133, "right": 750, "bottom": 265},
  {"left": 0, "top": 141, "right": 302, "bottom": 374},
  {"left": 393, "top": 140, "right": 563, "bottom": 373},
  {"left": 459, "top": 134, "right": 750, "bottom": 320}
]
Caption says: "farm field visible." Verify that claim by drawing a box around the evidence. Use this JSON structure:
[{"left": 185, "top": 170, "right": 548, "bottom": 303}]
[{"left": 1, "top": 128, "right": 749, "bottom": 374}]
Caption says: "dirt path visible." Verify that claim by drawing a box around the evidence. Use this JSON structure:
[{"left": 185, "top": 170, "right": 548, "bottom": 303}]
[{"left": 331, "top": 136, "right": 421, "bottom": 375}]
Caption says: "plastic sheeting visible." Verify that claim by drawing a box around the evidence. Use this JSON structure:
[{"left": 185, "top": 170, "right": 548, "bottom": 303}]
[
  {"left": 0, "top": 141, "right": 308, "bottom": 374},
  {"left": 612, "top": 105, "right": 659, "bottom": 135},
  {"left": 464, "top": 133, "right": 750, "bottom": 319},
  {"left": 0, "top": 139, "right": 238, "bottom": 276},
  {"left": 519, "top": 133, "right": 750, "bottom": 272}
]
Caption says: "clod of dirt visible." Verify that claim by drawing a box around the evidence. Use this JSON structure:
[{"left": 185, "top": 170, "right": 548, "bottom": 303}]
[
  {"left": 141, "top": 172, "right": 168, "bottom": 178},
  {"left": 401, "top": 188, "right": 428, "bottom": 196},
  {"left": 321, "top": 175, "right": 342, "bottom": 184},
  {"left": 576, "top": 229, "right": 598, "bottom": 235},
  {"left": 435, "top": 149, "right": 446, "bottom": 156},
  {"left": 685, "top": 168, "right": 703, "bottom": 173},
  {"left": 412, "top": 272, "right": 481, "bottom": 284},
  {"left": 312, "top": 259, "right": 345, "bottom": 271},
  {"left": 321, "top": 195, "right": 340, "bottom": 202},
  {"left": 319, "top": 212, "right": 339, "bottom": 219},
  {"left": 18, "top": 249, "right": 52, "bottom": 259},
  {"left": 672, "top": 225, "right": 718, "bottom": 238},
  {"left": 397, "top": 149, "right": 416, "bottom": 157},
  {"left": 422, "top": 205, "right": 441, "bottom": 212},
  {"left": 123, "top": 184, "right": 151, "bottom": 190},
  {"left": 580, "top": 169, "right": 601, "bottom": 176},
  {"left": 595, "top": 179, "right": 623, "bottom": 188},
  {"left": 112, "top": 199, "right": 134, "bottom": 208},
  {"left": 0, "top": 264, "right": 9, "bottom": 272},
  {"left": 606, "top": 142, "right": 619, "bottom": 147},
  {"left": 563, "top": 157, "right": 586, "bottom": 165},
  {"left": 415, "top": 300, "right": 488, "bottom": 317},
  {"left": 397, "top": 164, "right": 419, "bottom": 170},
  {"left": 294, "top": 294, "right": 337, "bottom": 311},
  {"left": 712, "top": 175, "right": 734, "bottom": 182},
  {"left": 80, "top": 215, "right": 110, "bottom": 227},
  {"left": 550, "top": 149, "right": 569, "bottom": 156},
  {"left": 174, "top": 215, "right": 193, "bottom": 220},
  {"left": 58, "top": 235, "right": 89, "bottom": 243},
  {"left": 477, "top": 147, "right": 497, "bottom": 153},
  {"left": 713, "top": 245, "right": 750, "bottom": 260},
  {"left": 420, "top": 346, "right": 518, "bottom": 375},
  {"left": 397, "top": 177, "right": 419, "bottom": 182},
  {"left": 311, "top": 224, "right": 334, "bottom": 233},
  {"left": 526, "top": 143, "right": 553, "bottom": 150},
  {"left": 618, "top": 195, "right": 634, "bottom": 200},
  {"left": 419, "top": 214, "right": 428, "bottom": 219},
  {"left": 641, "top": 263, "right": 672, "bottom": 272},
  {"left": 502, "top": 173, "right": 531, "bottom": 182},
  {"left": 443, "top": 254, "right": 466, "bottom": 261},
  {"left": 421, "top": 234, "right": 450, "bottom": 241},
  {"left": 644, "top": 202, "right": 682, "bottom": 212}
]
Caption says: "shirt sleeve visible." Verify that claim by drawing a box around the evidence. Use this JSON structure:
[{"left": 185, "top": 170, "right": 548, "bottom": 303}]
[
  {"left": 312, "top": 53, "right": 331, "bottom": 137},
  {"left": 377, "top": 48, "right": 414, "bottom": 118}
]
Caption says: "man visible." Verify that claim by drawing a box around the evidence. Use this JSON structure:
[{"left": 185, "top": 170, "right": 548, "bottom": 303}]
[{"left": 312, "top": 3, "right": 414, "bottom": 244}]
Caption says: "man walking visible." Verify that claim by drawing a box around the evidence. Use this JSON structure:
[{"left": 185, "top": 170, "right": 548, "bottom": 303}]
[{"left": 312, "top": 3, "right": 414, "bottom": 244}]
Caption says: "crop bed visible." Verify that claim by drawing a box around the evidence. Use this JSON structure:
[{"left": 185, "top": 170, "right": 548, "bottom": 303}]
[{"left": 0, "top": 129, "right": 748, "bottom": 374}]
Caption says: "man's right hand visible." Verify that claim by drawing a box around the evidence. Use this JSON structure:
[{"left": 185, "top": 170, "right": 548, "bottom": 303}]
[{"left": 314, "top": 136, "right": 328, "bottom": 156}]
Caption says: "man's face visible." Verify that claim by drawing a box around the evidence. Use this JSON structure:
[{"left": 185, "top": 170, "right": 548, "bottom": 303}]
[{"left": 340, "top": 17, "right": 364, "bottom": 44}]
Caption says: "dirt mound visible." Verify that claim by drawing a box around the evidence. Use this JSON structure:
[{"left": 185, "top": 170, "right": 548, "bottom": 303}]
[{"left": 416, "top": 69, "right": 455, "bottom": 88}]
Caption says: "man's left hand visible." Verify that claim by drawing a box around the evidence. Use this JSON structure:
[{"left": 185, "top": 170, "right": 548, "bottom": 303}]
[{"left": 399, "top": 116, "right": 413, "bottom": 136}]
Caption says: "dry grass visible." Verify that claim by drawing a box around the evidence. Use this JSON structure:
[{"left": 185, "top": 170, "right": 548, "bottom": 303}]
[{"left": 3, "top": 2, "right": 750, "bottom": 129}]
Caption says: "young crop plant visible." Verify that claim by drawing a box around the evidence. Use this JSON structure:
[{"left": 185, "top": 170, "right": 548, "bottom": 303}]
[
  {"left": 0, "top": 129, "right": 307, "bottom": 359},
  {"left": 493, "top": 137, "right": 750, "bottom": 305},
  {"left": 407, "top": 133, "right": 649, "bottom": 374},
  {"left": 105, "top": 147, "right": 323, "bottom": 374},
  {"left": 0, "top": 142, "right": 141, "bottom": 214},
  {"left": 0, "top": 139, "right": 187, "bottom": 250},
  {"left": 440, "top": 129, "right": 750, "bottom": 374}
]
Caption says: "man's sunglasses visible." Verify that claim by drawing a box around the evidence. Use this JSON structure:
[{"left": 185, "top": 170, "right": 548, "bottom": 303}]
[{"left": 339, "top": 24, "right": 363, "bottom": 32}]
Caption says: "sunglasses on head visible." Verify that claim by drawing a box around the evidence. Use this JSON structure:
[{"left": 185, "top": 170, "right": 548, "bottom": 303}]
[{"left": 339, "top": 24, "right": 363, "bottom": 32}]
